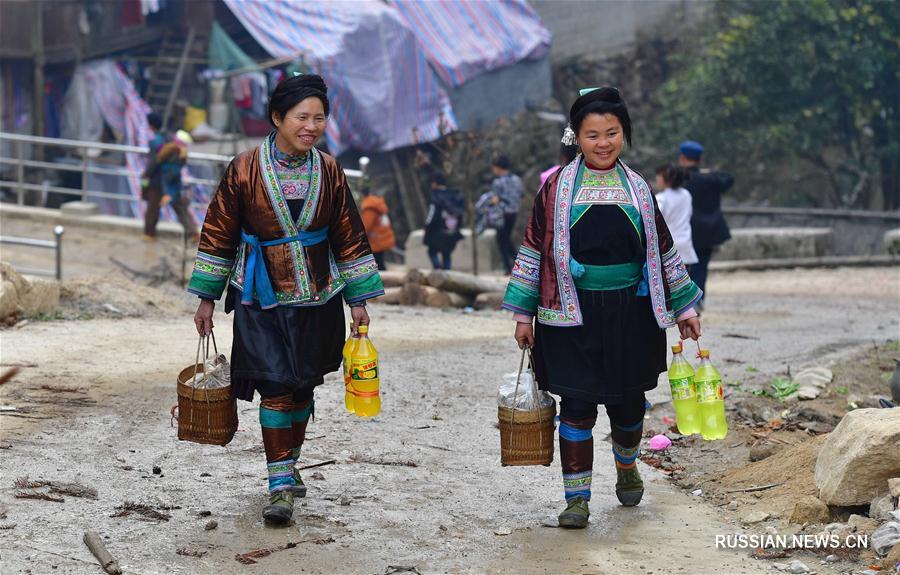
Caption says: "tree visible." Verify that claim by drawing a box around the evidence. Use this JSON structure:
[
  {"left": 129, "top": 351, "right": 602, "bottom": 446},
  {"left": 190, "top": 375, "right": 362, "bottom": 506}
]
[{"left": 650, "top": 0, "right": 899, "bottom": 209}]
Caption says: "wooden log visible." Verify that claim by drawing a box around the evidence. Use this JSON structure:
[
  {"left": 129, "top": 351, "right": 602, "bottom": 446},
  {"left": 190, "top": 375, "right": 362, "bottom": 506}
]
[
  {"left": 474, "top": 291, "right": 505, "bottom": 310},
  {"left": 424, "top": 287, "right": 469, "bottom": 309},
  {"left": 83, "top": 531, "right": 122, "bottom": 575},
  {"left": 405, "top": 268, "right": 428, "bottom": 285},
  {"left": 377, "top": 270, "right": 407, "bottom": 288},
  {"left": 371, "top": 286, "right": 401, "bottom": 305},
  {"left": 426, "top": 270, "right": 508, "bottom": 297},
  {"left": 399, "top": 283, "right": 427, "bottom": 306}
]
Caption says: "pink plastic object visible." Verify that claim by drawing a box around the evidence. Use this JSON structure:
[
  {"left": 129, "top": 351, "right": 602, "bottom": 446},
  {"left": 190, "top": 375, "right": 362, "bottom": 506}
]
[
  {"left": 662, "top": 416, "right": 676, "bottom": 425},
  {"left": 648, "top": 434, "right": 672, "bottom": 451}
]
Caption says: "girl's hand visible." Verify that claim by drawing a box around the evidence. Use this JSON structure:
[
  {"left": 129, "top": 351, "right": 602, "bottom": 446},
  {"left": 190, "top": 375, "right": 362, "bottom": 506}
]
[
  {"left": 677, "top": 316, "right": 701, "bottom": 341},
  {"left": 514, "top": 321, "right": 534, "bottom": 349},
  {"left": 350, "top": 305, "right": 369, "bottom": 336}
]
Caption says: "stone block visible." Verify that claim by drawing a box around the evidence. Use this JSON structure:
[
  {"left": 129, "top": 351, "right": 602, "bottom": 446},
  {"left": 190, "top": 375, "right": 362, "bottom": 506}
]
[
  {"left": 789, "top": 496, "right": 831, "bottom": 525},
  {"left": 60, "top": 201, "right": 100, "bottom": 217},
  {"left": 18, "top": 276, "right": 60, "bottom": 316},
  {"left": 717, "top": 227, "right": 833, "bottom": 260},
  {"left": 885, "top": 229, "right": 900, "bottom": 255},
  {"left": 815, "top": 408, "right": 900, "bottom": 506},
  {"left": 405, "top": 228, "right": 504, "bottom": 274}
]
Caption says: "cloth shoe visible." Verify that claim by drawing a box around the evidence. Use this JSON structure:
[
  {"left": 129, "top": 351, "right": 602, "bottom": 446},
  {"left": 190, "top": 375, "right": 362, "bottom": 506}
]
[
  {"left": 262, "top": 490, "right": 294, "bottom": 525},
  {"left": 615, "top": 466, "right": 644, "bottom": 507},
  {"left": 558, "top": 496, "right": 590, "bottom": 529}
]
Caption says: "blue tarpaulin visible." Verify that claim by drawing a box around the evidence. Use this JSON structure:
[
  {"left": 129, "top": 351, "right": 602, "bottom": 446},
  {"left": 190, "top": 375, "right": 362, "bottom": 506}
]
[{"left": 223, "top": 0, "right": 551, "bottom": 155}]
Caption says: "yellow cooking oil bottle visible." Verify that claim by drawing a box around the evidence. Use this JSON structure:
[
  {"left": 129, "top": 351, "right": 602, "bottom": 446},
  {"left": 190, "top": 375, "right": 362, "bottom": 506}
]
[
  {"left": 350, "top": 325, "right": 380, "bottom": 418},
  {"left": 668, "top": 343, "right": 700, "bottom": 435},
  {"left": 695, "top": 348, "right": 728, "bottom": 440},
  {"left": 343, "top": 323, "right": 357, "bottom": 414}
]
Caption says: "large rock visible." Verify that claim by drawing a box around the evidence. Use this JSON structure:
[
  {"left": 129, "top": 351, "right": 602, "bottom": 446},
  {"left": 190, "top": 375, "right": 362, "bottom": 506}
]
[
  {"left": 789, "top": 496, "right": 831, "bottom": 525},
  {"left": 0, "top": 262, "right": 60, "bottom": 319},
  {"left": 716, "top": 227, "right": 833, "bottom": 261},
  {"left": 815, "top": 408, "right": 900, "bottom": 506}
]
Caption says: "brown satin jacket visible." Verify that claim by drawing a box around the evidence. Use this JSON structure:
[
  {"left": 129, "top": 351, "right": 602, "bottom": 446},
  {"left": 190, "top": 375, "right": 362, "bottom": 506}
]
[{"left": 188, "top": 142, "right": 384, "bottom": 307}]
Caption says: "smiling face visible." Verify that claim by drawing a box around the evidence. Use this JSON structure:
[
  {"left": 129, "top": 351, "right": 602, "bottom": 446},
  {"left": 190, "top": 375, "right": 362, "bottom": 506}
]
[
  {"left": 272, "top": 97, "right": 327, "bottom": 156},
  {"left": 577, "top": 113, "right": 624, "bottom": 170}
]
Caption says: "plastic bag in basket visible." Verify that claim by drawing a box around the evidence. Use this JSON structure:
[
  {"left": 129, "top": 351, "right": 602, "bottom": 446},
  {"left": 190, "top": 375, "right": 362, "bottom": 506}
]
[
  {"left": 188, "top": 354, "right": 231, "bottom": 389},
  {"left": 497, "top": 366, "right": 554, "bottom": 411}
]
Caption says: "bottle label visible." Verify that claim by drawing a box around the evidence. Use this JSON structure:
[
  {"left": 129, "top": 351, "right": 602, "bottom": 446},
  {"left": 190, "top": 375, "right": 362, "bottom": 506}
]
[
  {"left": 351, "top": 359, "right": 378, "bottom": 381},
  {"left": 669, "top": 376, "right": 694, "bottom": 401},
  {"left": 697, "top": 379, "right": 722, "bottom": 403}
]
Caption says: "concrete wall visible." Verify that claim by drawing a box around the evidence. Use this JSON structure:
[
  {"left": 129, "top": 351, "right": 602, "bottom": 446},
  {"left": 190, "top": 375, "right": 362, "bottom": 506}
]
[
  {"left": 405, "top": 228, "right": 504, "bottom": 274},
  {"left": 531, "top": 0, "right": 702, "bottom": 63},
  {"left": 723, "top": 207, "right": 900, "bottom": 256}
]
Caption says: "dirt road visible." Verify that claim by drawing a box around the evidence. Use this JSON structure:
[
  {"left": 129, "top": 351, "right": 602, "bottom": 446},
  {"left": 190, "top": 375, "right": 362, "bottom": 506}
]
[{"left": 1, "top": 267, "right": 897, "bottom": 574}]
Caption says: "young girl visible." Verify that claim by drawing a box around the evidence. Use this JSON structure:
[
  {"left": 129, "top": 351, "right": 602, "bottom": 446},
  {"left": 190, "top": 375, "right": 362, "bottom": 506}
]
[{"left": 655, "top": 164, "right": 698, "bottom": 266}]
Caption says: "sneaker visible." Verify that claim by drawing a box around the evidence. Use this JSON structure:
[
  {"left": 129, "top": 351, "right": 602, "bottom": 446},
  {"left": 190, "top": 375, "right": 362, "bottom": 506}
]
[
  {"left": 262, "top": 490, "right": 294, "bottom": 525},
  {"left": 615, "top": 466, "right": 645, "bottom": 507},
  {"left": 558, "top": 496, "right": 590, "bottom": 529},
  {"left": 292, "top": 468, "right": 307, "bottom": 498}
]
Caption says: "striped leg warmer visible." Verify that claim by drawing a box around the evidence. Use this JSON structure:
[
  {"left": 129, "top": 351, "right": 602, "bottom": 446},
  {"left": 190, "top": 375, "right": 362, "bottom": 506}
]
[
  {"left": 559, "top": 416, "right": 596, "bottom": 502},
  {"left": 260, "top": 394, "right": 295, "bottom": 495}
]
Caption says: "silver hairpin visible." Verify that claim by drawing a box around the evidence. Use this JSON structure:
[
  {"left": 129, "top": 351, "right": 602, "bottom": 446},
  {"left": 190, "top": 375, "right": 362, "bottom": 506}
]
[{"left": 561, "top": 124, "right": 576, "bottom": 145}]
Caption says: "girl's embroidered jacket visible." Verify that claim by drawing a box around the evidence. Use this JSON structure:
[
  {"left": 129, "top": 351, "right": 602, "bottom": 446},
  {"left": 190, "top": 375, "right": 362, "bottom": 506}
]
[
  {"left": 188, "top": 146, "right": 384, "bottom": 306},
  {"left": 501, "top": 158, "right": 701, "bottom": 328}
]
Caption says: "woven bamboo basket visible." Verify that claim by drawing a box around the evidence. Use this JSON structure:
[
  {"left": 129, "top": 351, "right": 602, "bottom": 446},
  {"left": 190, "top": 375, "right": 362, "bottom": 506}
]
[
  {"left": 498, "top": 402, "right": 556, "bottom": 466},
  {"left": 176, "top": 360, "right": 237, "bottom": 447}
]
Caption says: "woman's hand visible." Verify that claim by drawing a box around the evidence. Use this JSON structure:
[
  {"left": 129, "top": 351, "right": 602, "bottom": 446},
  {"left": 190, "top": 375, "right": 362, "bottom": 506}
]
[
  {"left": 514, "top": 321, "right": 534, "bottom": 349},
  {"left": 350, "top": 305, "right": 370, "bottom": 336},
  {"left": 194, "top": 299, "right": 215, "bottom": 336},
  {"left": 677, "top": 316, "right": 701, "bottom": 341}
]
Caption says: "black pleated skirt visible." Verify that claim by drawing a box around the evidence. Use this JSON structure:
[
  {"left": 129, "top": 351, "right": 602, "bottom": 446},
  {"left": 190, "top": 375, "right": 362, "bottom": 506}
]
[
  {"left": 532, "top": 286, "right": 667, "bottom": 405},
  {"left": 225, "top": 287, "right": 345, "bottom": 402}
]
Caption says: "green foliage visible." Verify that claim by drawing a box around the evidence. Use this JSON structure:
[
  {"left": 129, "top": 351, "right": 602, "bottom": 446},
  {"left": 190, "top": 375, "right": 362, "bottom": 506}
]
[
  {"left": 649, "top": 0, "right": 900, "bottom": 208},
  {"left": 751, "top": 377, "right": 799, "bottom": 400}
]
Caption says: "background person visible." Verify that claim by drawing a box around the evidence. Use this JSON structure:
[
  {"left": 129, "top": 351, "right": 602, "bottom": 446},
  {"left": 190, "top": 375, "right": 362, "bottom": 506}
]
[
  {"left": 360, "top": 187, "right": 396, "bottom": 270},
  {"left": 423, "top": 172, "right": 465, "bottom": 270},
  {"left": 678, "top": 140, "right": 733, "bottom": 309},
  {"left": 654, "top": 163, "right": 698, "bottom": 267},
  {"left": 489, "top": 155, "right": 524, "bottom": 274},
  {"left": 141, "top": 112, "right": 168, "bottom": 240}
]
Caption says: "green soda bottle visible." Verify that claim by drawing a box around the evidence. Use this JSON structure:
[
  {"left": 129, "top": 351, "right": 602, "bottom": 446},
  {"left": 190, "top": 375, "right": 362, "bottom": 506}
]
[
  {"left": 668, "top": 343, "right": 700, "bottom": 435},
  {"left": 695, "top": 349, "right": 727, "bottom": 440}
]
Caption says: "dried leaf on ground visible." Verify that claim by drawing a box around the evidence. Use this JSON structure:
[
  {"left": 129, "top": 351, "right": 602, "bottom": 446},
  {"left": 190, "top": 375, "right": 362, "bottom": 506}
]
[
  {"left": 14, "top": 477, "right": 97, "bottom": 499},
  {"left": 176, "top": 547, "right": 207, "bottom": 558},
  {"left": 348, "top": 454, "right": 418, "bottom": 467},
  {"left": 234, "top": 537, "right": 335, "bottom": 565},
  {"left": 110, "top": 502, "right": 171, "bottom": 521},
  {"left": 14, "top": 490, "right": 64, "bottom": 503}
]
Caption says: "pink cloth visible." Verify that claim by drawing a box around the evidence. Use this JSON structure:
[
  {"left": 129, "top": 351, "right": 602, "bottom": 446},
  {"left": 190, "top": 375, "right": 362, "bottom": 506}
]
[{"left": 539, "top": 165, "right": 560, "bottom": 190}]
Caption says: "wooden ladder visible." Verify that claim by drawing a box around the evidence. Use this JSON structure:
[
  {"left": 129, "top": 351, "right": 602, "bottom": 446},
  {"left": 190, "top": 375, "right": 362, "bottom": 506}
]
[{"left": 146, "top": 28, "right": 196, "bottom": 131}]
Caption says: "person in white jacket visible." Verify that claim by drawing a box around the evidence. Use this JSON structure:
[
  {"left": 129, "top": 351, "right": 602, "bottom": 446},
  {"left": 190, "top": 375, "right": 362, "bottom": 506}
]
[{"left": 654, "top": 164, "right": 699, "bottom": 265}]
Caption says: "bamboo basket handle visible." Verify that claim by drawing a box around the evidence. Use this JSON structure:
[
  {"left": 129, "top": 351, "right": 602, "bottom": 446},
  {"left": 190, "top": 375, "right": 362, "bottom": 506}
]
[
  {"left": 527, "top": 347, "right": 551, "bottom": 459},
  {"left": 508, "top": 347, "right": 527, "bottom": 429}
]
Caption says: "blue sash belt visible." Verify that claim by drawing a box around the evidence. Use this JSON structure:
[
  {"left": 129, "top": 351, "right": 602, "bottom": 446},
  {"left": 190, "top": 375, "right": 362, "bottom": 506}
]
[{"left": 241, "top": 227, "right": 328, "bottom": 308}]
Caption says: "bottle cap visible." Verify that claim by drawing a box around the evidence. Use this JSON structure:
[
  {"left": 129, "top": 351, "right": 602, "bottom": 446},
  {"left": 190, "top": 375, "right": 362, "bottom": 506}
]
[
  {"left": 671, "top": 344, "right": 682, "bottom": 354},
  {"left": 699, "top": 349, "right": 710, "bottom": 358},
  {"left": 358, "top": 325, "right": 369, "bottom": 334}
]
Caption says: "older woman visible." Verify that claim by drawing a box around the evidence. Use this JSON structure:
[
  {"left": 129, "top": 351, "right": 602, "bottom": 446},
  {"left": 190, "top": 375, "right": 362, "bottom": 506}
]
[
  {"left": 189, "top": 74, "right": 384, "bottom": 525},
  {"left": 502, "top": 87, "right": 702, "bottom": 529}
]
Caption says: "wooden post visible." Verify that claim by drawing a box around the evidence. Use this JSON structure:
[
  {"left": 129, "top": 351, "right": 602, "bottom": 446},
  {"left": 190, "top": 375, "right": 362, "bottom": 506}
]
[{"left": 31, "top": 0, "right": 45, "bottom": 161}]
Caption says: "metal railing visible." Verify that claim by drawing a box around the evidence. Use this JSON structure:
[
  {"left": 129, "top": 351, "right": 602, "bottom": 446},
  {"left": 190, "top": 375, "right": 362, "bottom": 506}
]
[
  {"left": 0, "top": 225, "right": 65, "bottom": 280},
  {"left": 0, "top": 131, "right": 363, "bottom": 211}
]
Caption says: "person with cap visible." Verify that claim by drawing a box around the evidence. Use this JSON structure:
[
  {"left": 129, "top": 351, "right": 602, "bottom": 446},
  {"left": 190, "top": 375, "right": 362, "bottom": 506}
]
[
  {"left": 489, "top": 155, "right": 524, "bottom": 274},
  {"left": 678, "top": 140, "right": 734, "bottom": 309},
  {"left": 360, "top": 186, "right": 396, "bottom": 270},
  {"left": 502, "top": 86, "right": 702, "bottom": 529},
  {"left": 188, "top": 74, "right": 385, "bottom": 525}
]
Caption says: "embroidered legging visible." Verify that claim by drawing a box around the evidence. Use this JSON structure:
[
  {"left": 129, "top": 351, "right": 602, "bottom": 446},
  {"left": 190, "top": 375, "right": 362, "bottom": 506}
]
[
  {"left": 558, "top": 393, "right": 646, "bottom": 501},
  {"left": 259, "top": 387, "right": 314, "bottom": 495}
]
